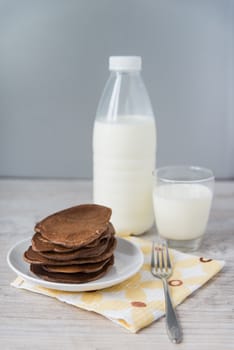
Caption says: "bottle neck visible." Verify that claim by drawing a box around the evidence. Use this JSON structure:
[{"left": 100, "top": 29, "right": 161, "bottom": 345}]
[
  {"left": 110, "top": 70, "right": 141, "bottom": 77},
  {"left": 96, "top": 68, "right": 153, "bottom": 121}
]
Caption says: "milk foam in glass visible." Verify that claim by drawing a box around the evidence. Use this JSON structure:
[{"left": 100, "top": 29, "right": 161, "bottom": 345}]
[{"left": 93, "top": 56, "right": 156, "bottom": 235}]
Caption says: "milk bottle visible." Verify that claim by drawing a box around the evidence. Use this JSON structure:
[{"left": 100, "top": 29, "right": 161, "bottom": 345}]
[{"left": 93, "top": 56, "right": 156, "bottom": 235}]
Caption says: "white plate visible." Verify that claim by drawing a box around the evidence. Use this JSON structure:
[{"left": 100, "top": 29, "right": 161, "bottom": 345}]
[{"left": 7, "top": 237, "right": 144, "bottom": 292}]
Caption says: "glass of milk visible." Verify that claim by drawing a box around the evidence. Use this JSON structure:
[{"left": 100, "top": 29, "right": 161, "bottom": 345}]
[{"left": 153, "top": 166, "right": 214, "bottom": 251}]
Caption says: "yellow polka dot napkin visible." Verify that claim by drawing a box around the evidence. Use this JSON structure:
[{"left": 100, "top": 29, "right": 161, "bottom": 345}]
[{"left": 12, "top": 236, "right": 225, "bottom": 333}]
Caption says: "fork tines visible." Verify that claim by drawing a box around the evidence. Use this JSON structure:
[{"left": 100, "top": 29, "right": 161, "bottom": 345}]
[{"left": 151, "top": 240, "right": 172, "bottom": 274}]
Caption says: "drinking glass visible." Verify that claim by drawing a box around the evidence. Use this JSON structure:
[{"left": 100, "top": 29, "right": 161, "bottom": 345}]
[{"left": 153, "top": 166, "right": 215, "bottom": 252}]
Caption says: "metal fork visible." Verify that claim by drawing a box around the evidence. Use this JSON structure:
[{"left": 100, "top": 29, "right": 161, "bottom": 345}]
[{"left": 151, "top": 240, "right": 182, "bottom": 344}]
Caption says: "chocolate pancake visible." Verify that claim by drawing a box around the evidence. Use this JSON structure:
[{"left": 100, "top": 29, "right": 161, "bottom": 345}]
[
  {"left": 42, "top": 256, "right": 112, "bottom": 274},
  {"left": 32, "top": 233, "right": 77, "bottom": 253},
  {"left": 32, "top": 222, "right": 115, "bottom": 253},
  {"left": 24, "top": 237, "right": 117, "bottom": 265},
  {"left": 39, "top": 236, "right": 110, "bottom": 261},
  {"left": 35, "top": 204, "right": 112, "bottom": 248},
  {"left": 30, "top": 256, "right": 114, "bottom": 283}
]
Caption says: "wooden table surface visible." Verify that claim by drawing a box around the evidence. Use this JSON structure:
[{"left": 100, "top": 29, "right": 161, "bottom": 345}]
[{"left": 1, "top": 179, "right": 233, "bottom": 350}]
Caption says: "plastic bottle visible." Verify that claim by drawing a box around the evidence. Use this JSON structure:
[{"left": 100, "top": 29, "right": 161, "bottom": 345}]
[{"left": 93, "top": 56, "right": 156, "bottom": 235}]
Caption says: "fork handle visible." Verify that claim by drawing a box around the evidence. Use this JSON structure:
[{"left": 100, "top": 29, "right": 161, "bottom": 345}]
[{"left": 162, "top": 278, "right": 182, "bottom": 344}]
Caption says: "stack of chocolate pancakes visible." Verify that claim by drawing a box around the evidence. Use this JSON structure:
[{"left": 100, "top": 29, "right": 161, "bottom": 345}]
[{"left": 24, "top": 204, "right": 116, "bottom": 283}]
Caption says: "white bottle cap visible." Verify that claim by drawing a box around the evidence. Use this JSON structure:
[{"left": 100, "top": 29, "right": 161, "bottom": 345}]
[{"left": 109, "top": 56, "right": 142, "bottom": 71}]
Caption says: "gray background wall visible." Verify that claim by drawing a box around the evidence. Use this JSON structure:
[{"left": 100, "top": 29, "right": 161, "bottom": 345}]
[{"left": 0, "top": 0, "right": 233, "bottom": 179}]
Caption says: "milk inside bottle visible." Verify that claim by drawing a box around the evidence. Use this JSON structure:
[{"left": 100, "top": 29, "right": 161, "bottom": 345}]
[{"left": 93, "top": 56, "right": 156, "bottom": 235}]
